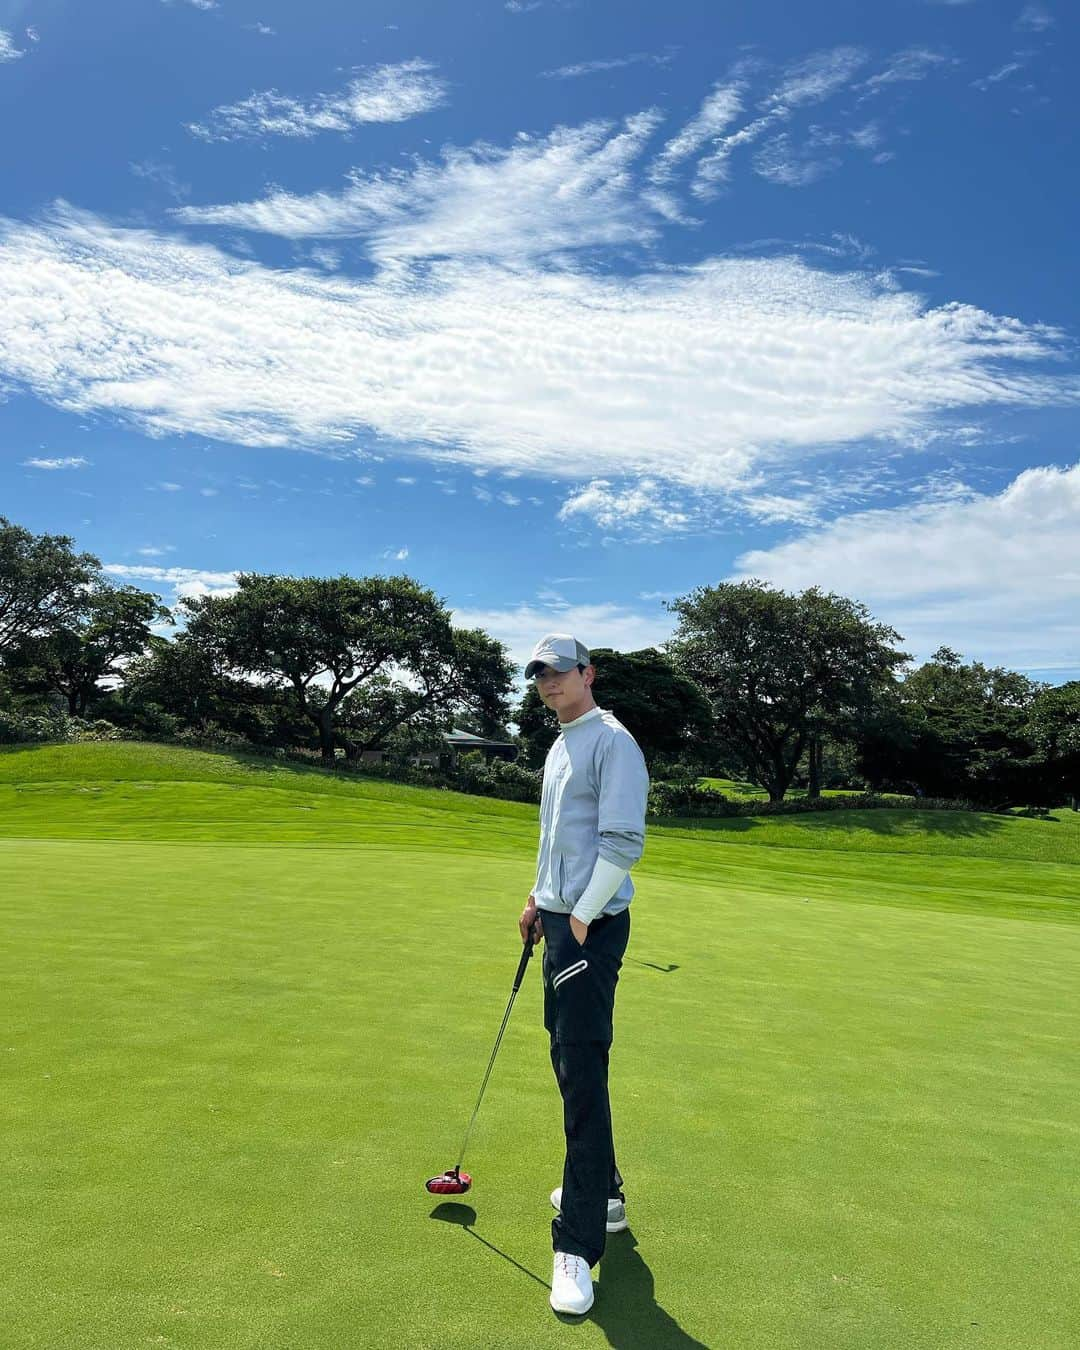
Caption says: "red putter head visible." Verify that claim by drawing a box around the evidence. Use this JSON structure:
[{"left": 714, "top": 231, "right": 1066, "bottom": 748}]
[{"left": 426, "top": 1167, "right": 472, "bottom": 1195}]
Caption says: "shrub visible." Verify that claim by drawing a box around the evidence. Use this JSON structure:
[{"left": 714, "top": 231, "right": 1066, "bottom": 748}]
[
  {"left": 452, "top": 752, "right": 542, "bottom": 804},
  {"left": 647, "top": 779, "right": 977, "bottom": 819},
  {"left": 0, "top": 710, "right": 137, "bottom": 745}
]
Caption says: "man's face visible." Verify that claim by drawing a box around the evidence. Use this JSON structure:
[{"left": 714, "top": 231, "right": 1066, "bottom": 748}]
[{"left": 534, "top": 663, "right": 593, "bottom": 713}]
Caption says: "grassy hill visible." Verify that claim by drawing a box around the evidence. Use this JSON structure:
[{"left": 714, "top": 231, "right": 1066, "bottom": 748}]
[{"left": 2, "top": 742, "right": 1078, "bottom": 1348}]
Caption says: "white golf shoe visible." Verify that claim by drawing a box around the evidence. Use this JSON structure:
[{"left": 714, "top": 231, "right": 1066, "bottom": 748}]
[
  {"left": 550, "top": 1186, "right": 628, "bottom": 1234},
  {"left": 550, "top": 1251, "right": 594, "bottom": 1315}
]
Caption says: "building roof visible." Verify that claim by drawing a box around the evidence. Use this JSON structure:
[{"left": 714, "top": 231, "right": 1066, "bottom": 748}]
[{"left": 445, "top": 728, "right": 515, "bottom": 748}]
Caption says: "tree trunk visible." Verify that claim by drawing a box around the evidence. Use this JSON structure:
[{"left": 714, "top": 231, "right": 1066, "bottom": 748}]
[
  {"left": 317, "top": 706, "right": 336, "bottom": 763},
  {"left": 807, "top": 733, "right": 822, "bottom": 800},
  {"left": 67, "top": 688, "right": 79, "bottom": 717}
]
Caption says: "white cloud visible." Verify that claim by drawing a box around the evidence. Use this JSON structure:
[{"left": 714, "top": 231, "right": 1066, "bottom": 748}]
[
  {"left": 104, "top": 563, "right": 239, "bottom": 588},
  {"left": 732, "top": 462, "right": 1080, "bottom": 672},
  {"left": 693, "top": 47, "right": 866, "bottom": 198},
  {"left": 130, "top": 158, "right": 190, "bottom": 202},
  {"left": 0, "top": 28, "right": 24, "bottom": 61},
  {"left": 558, "top": 479, "right": 692, "bottom": 537},
  {"left": 450, "top": 600, "right": 675, "bottom": 672},
  {"left": 200, "top": 486, "right": 219, "bottom": 496},
  {"left": 647, "top": 82, "right": 743, "bottom": 183},
  {"left": 542, "top": 50, "right": 675, "bottom": 80},
  {"left": 176, "top": 113, "right": 666, "bottom": 263},
  {"left": 187, "top": 60, "right": 447, "bottom": 142},
  {"left": 972, "top": 61, "right": 1025, "bottom": 91},
  {"left": 859, "top": 48, "right": 950, "bottom": 95},
  {"left": 22, "top": 455, "right": 90, "bottom": 469},
  {"left": 850, "top": 122, "right": 883, "bottom": 150},
  {"left": 0, "top": 206, "right": 1075, "bottom": 492},
  {"left": 1016, "top": 3, "right": 1054, "bottom": 30},
  {"left": 753, "top": 131, "right": 841, "bottom": 187},
  {"left": 136, "top": 545, "right": 176, "bottom": 557},
  {"left": 381, "top": 546, "right": 409, "bottom": 560},
  {"left": 25, "top": 26, "right": 39, "bottom": 43}
]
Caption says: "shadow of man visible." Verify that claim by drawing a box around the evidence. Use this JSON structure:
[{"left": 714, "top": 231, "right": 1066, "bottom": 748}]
[
  {"left": 589, "top": 1228, "right": 711, "bottom": 1348},
  {"left": 430, "top": 1205, "right": 709, "bottom": 1345}
]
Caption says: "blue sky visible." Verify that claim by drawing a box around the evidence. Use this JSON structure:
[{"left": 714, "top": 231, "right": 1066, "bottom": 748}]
[{"left": 1, "top": 0, "right": 1077, "bottom": 681}]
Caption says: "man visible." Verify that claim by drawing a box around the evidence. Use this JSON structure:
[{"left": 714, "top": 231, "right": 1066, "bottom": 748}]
[{"left": 518, "top": 633, "right": 649, "bottom": 1317}]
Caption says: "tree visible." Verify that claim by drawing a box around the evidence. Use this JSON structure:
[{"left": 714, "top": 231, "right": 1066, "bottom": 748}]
[
  {"left": 1026, "top": 681, "right": 1080, "bottom": 807},
  {"left": 115, "top": 632, "right": 311, "bottom": 747},
  {"left": 0, "top": 516, "right": 100, "bottom": 658},
  {"left": 5, "top": 581, "right": 172, "bottom": 716},
  {"left": 180, "top": 573, "right": 513, "bottom": 763},
  {"left": 515, "top": 647, "right": 712, "bottom": 770},
  {"left": 337, "top": 627, "right": 514, "bottom": 760},
  {"left": 666, "top": 581, "right": 908, "bottom": 801},
  {"left": 898, "top": 647, "right": 1044, "bottom": 804}
]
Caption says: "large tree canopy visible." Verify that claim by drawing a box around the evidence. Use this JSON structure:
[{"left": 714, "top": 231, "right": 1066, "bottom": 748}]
[
  {"left": 894, "top": 647, "right": 1046, "bottom": 803},
  {"left": 667, "top": 581, "right": 908, "bottom": 801},
  {"left": 0, "top": 516, "right": 100, "bottom": 657},
  {"left": 4, "top": 581, "right": 172, "bottom": 716},
  {"left": 179, "top": 573, "right": 514, "bottom": 762}
]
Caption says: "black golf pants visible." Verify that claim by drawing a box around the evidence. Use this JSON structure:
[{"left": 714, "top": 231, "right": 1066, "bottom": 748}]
[{"left": 542, "top": 906, "right": 630, "bottom": 1268}]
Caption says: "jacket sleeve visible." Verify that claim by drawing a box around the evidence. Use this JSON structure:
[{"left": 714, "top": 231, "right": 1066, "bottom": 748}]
[{"left": 596, "top": 729, "right": 649, "bottom": 868}]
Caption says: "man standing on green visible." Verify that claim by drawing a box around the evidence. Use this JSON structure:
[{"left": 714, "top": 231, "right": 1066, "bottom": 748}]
[{"left": 518, "top": 633, "right": 649, "bottom": 1317}]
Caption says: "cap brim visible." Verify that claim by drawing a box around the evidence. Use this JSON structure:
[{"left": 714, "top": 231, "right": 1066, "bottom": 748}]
[{"left": 525, "top": 655, "right": 577, "bottom": 678}]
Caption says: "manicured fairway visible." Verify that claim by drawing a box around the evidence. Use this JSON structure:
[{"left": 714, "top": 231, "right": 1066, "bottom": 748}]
[{"left": 2, "top": 743, "right": 1079, "bottom": 1349}]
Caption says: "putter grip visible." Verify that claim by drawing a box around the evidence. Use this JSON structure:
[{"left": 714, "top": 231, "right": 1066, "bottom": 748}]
[{"left": 512, "top": 938, "right": 534, "bottom": 991}]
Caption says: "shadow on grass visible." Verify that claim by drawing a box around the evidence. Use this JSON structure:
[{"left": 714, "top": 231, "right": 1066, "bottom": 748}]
[
  {"left": 660, "top": 807, "right": 1014, "bottom": 842},
  {"left": 430, "top": 1207, "right": 706, "bottom": 1345},
  {"left": 430, "top": 1202, "right": 551, "bottom": 1291},
  {"left": 624, "top": 958, "right": 680, "bottom": 974},
  {"left": 591, "top": 1228, "right": 709, "bottom": 1348}
]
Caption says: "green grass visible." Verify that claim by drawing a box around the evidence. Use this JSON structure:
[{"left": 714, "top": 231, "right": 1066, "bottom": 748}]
[{"left": 2, "top": 742, "right": 1079, "bottom": 1348}]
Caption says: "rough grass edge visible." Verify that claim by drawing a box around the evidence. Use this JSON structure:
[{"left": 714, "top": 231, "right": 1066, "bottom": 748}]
[{"left": 0, "top": 712, "right": 994, "bottom": 818}]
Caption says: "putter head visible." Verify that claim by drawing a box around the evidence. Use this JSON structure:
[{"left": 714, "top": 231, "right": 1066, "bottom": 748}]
[{"left": 426, "top": 1168, "right": 472, "bottom": 1195}]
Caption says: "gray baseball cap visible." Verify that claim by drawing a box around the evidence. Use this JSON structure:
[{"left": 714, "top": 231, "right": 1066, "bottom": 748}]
[{"left": 525, "top": 632, "right": 591, "bottom": 679}]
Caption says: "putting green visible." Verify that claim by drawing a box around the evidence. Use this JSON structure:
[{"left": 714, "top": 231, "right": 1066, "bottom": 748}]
[{"left": 2, "top": 743, "right": 1078, "bottom": 1348}]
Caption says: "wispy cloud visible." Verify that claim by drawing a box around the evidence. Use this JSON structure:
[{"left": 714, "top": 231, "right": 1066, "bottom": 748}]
[
  {"left": 130, "top": 159, "right": 190, "bottom": 202},
  {"left": 971, "top": 60, "right": 1025, "bottom": 91},
  {"left": 187, "top": 60, "right": 447, "bottom": 142},
  {"left": 859, "top": 48, "right": 951, "bottom": 96},
  {"left": 163, "top": 0, "right": 219, "bottom": 10},
  {"left": 733, "top": 462, "right": 1080, "bottom": 672},
  {"left": 21, "top": 455, "right": 90, "bottom": 469},
  {"left": 542, "top": 49, "right": 676, "bottom": 80},
  {"left": 647, "top": 82, "right": 743, "bottom": 184},
  {"left": 0, "top": 28, "right": 25, "bottom": 61},
  {"left": 176, "top": 112, "right": 666, "bottom": 262},
  {"left": 693, "top": 46, "right": 867, "bottom": 198},
  {"left": 381, "top": 546, "right": 409, "bottom": 560},
  {"left": 1, "top": 206, "right": 1075, "bottom": 494},
  {"left": 752, "top": 129, "right": 842, "bottom": 187},
  {"left": 1016, "top": 3, "right": 1054, "bottom": 30}
]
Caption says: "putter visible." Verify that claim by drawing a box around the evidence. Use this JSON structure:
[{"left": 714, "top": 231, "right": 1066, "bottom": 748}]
[{"left": 426, "top": 935, "right": 536, "bottom": 1195}]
